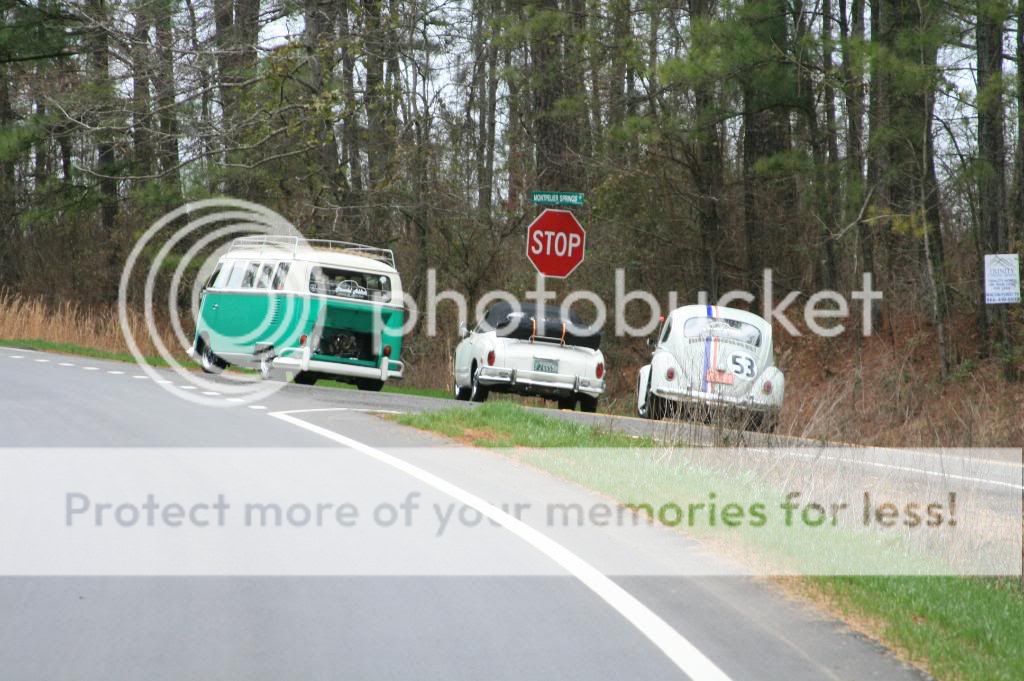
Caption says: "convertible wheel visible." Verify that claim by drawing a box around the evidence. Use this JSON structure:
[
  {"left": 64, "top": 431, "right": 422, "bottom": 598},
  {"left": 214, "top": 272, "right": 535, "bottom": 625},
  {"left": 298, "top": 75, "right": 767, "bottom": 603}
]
[
  {"left": 578, "top": 395, "right": 599, "bottom": 413},
  {"left": 453, "top": 373, "right": 471, "bottom": 401},
  {"left": 469, "top": 367, "right": 489, "bottom": 403},
  {"left": 293, "top": 372, "right": 318, "bottom": 386},
  {"left": 199, "top": 341, "right": 226, "bottom": 374},
  {"left": 556, "top": 396, "right": 577, "bottom": 411}
]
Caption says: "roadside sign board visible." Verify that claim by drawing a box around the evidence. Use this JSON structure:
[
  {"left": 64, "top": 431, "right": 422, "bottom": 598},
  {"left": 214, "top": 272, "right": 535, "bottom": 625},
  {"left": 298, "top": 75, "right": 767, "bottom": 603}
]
[
  {"left": 984, "top": 254, "right": 1021, "bottom": 304},
  {"left": 526, "top": 208, "right": 586, "bottom": 278},
  {"left": 530, "top": 191, "right": 585, "bottom": 207}
]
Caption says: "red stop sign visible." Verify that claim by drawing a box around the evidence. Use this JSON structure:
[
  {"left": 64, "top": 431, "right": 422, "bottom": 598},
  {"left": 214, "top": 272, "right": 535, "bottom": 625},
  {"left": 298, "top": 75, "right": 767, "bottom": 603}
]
[{"left": 526, "top": 209, "right": 586, "bottom": 278}]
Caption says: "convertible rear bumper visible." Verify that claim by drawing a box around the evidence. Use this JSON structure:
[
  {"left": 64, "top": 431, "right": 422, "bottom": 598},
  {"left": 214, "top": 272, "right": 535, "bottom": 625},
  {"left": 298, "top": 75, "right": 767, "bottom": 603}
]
[{"left": 477, "top": 365, "right": 604, "bottom": 398}]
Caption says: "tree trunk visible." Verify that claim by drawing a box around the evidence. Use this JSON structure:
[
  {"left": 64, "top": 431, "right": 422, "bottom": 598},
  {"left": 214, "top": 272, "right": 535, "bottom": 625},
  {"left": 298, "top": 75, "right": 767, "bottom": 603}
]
[
  {"left": 977, "top": 2, "right": 1014, "bottom": 377},
  {"left": 131, "top": 6, "right": 153, "bottom": 184},
  {"left": 740, "top": 0, "right": 793, "bottom": 309},
  {"left": 153, "top": 0, "right": 181, "bottom": 197}
]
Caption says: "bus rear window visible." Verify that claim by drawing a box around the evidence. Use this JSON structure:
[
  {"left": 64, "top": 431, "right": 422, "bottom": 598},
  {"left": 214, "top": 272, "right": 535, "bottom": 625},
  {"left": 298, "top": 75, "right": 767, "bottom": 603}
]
[
  {"left": 308, "top": 266, "right": 392, "bottom": 303},
  {"left": 683, "top": 316, "right": 762, "bottom": 347}
]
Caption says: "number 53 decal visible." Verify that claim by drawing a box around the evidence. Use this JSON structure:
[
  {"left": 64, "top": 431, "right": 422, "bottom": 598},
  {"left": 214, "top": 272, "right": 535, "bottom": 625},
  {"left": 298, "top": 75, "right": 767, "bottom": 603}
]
[{"left": 729, "top": 352, "right": 756, "bottom": 378}]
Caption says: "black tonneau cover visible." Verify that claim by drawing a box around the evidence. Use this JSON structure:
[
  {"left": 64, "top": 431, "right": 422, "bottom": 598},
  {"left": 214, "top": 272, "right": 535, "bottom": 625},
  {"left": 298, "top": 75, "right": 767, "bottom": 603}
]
[{"left": 481, "top": 302, "right": 601, "bottom": 350}]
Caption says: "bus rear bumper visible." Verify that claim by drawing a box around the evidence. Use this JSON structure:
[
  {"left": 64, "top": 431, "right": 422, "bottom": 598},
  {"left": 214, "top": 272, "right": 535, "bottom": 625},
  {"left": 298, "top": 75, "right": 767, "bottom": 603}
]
[{"left": 273, "top": 355, "right": 404, "bottom": 381}]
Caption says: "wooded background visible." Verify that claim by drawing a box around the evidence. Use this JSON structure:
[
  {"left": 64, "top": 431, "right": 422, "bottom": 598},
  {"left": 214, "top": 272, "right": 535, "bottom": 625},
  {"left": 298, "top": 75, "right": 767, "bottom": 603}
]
[{"left": 1, "top": 0, "right": 1021, "bottom": 386}]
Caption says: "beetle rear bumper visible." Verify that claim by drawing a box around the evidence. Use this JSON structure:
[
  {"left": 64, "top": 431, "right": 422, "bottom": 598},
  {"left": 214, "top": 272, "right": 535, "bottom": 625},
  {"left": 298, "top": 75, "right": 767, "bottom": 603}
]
[{"left": 652, "top": 386, "right": 780, "bottom": 414}]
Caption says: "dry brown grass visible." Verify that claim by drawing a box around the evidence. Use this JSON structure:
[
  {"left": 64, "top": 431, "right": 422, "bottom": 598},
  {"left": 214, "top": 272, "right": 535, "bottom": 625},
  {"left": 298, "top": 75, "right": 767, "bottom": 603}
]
[
  {"left": 779, "top": 312, "right": 1024, "bottom": 448},
  {"left": 0, "top": 291, "right": 182, "bottom": 359}
]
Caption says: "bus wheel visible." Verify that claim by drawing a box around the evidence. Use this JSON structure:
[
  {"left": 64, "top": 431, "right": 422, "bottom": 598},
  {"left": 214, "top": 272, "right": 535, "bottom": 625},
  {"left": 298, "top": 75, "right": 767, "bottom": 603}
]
[
  {"left": 199, "top": 341, "right": 226, "bottom": 374},
  {"left": 293, "top": 372, "right": 318, "bottom": 386},
  {"left": 356, "top": 379, "right": 384, "bottom": 392}
]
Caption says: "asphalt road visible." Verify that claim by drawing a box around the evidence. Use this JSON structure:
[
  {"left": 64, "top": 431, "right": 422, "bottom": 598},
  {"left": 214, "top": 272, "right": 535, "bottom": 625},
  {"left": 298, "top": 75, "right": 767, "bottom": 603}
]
[{"left": 0, "top": 347, "right": 940, "bottom": 680}]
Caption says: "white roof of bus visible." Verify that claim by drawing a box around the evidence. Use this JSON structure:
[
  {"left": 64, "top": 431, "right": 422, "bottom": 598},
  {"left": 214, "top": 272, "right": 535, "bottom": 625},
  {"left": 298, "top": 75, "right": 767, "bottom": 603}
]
[{"left": 223, "top": 247, "right": 398, "bottom": 275}]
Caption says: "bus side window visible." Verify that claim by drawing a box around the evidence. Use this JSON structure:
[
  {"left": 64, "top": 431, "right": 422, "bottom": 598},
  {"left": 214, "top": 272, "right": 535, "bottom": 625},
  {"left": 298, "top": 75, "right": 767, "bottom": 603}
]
[
  {"left": 210, "top": 263, "right": 229, "bottom": 289},
  {"left": 241, "top": 262, "right": 260, "bottom": 288},
  {"left": 225, "top": 261, "right": 246, "bottom": 288},
  {"left": 256, "top": 262, "right": 274, "bottom": 289},
  {"left": 272, "top": 262, "right": 290, "bottom": 290}
]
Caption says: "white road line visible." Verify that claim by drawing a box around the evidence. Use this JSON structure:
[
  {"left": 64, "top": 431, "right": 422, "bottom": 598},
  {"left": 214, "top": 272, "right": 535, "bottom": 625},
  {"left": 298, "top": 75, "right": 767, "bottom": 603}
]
[
  {"left": 779, "top": 450, "right": 1024, "bottom": 492},
  {"left": 202, "top": 391, "right": 221, "bottom": 396},
  {"left": 83, "top": 367, "right": 99, "bottom": 371},
  {"left": 58, "top": 362, "right": 75, "bottom": 367},
  {"left": 34, "top": 359, "right": 50, "bottom": 363},
  {"left": 156, "top": 379, "right": 173, "bottom": 384},
  {"left": 226, "top": 398, "right": 244, "bottom": 403},
  {"left": 271, "top": 406, "right": 405, "bottom": 416},
  {"left": 8, "top": 355, "right": 24, "bottom": 359},
  {"left": 178, "top": 385, "right": 197, "bottom": 391},
  {"left": 107, "top": 370, "right": 125, "bottom": 375},
  {"left": 269, "top": 408, "right": 732, "bottom": 681},
  {"left": 132, "top": 375, "right": 148, "bottom": 379},
  {"left": 248, "top": 405, "right": 267, "bottom": 410}
]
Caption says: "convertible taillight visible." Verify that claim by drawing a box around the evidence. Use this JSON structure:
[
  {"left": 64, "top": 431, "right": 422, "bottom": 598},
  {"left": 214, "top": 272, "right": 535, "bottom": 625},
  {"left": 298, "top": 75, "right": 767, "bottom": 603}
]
[
  {"left": 596, "top": 362, "right": 605, "bottom": 379},
  {"left": 762, "top": 380, "right": 773, "bottom": 395},
  {"left": 487, "top": 350, "right": 496, "bottom": 366},
  {"left": 666, "top": 367, "right": 676, "bottom": 381}
]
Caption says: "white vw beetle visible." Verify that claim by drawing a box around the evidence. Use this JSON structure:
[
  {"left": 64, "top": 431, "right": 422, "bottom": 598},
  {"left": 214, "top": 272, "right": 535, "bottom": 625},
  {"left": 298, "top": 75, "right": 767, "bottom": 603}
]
[
  {"left": 636, "top": 305, "right": 784, "bottom": 430},
  {"left": 453, "top": 302, "right": 606, "bottom": 411}
]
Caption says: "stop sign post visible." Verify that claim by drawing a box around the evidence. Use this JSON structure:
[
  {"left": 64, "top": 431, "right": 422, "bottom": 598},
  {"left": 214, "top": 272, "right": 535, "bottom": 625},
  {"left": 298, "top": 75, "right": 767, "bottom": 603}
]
[{"left": 526, "top": 209, "right": 586, "bottom": 278}]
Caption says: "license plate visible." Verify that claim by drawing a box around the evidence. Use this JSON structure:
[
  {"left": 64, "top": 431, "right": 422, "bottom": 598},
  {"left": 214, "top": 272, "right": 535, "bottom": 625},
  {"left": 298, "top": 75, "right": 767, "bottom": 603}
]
[
  {"left": 534, "top": 358, "right": 559, "bottom": 374},
  {"left": 706, "top": 369, "right": 734, "bottom": 385}
]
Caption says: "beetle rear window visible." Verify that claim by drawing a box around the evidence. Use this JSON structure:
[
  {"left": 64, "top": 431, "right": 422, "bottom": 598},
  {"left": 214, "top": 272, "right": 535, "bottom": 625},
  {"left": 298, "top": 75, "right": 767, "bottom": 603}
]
[
  {"left": 683, "top": 316, "right": 762, "bottom": 346},
  {"left": 308, "top": 266, "right": 392, "bottom": 303}
]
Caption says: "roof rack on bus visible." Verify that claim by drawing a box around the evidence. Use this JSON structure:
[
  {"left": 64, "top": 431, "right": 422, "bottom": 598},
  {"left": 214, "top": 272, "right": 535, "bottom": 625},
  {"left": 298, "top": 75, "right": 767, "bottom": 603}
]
[{"left": 227, "top": 235, "right": 396, "bottom": 268}]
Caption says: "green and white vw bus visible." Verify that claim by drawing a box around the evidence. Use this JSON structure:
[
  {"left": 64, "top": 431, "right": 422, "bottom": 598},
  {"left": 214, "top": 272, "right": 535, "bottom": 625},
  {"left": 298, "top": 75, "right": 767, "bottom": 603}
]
[{"left": 191, "top": 236, "right": 405, "bottom": 389}]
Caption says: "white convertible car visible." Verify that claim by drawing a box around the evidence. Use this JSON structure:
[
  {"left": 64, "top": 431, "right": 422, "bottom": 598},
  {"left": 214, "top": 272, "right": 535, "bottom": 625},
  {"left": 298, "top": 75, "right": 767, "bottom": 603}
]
[
  {"left": 453, "top": 302, "right": 606, "bottom": 411},
  {"left": 636, "top": 305, "right": 784, "bottom": 430}
]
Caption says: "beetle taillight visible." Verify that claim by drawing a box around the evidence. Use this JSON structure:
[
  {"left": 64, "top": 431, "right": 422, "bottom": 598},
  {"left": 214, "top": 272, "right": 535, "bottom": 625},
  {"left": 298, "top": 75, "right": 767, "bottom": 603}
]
[
  {"left": 666, "top": 367, "right": 676, "bottom": 381},
  {"left": 762, "top": 380, "right": 773, "bottom": 395},
  {"left": 596, "top": 362, "right": 605, "bottom": 379},
  {"left": 487, "top": 350, "right": 496, "bottom": 366}
]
